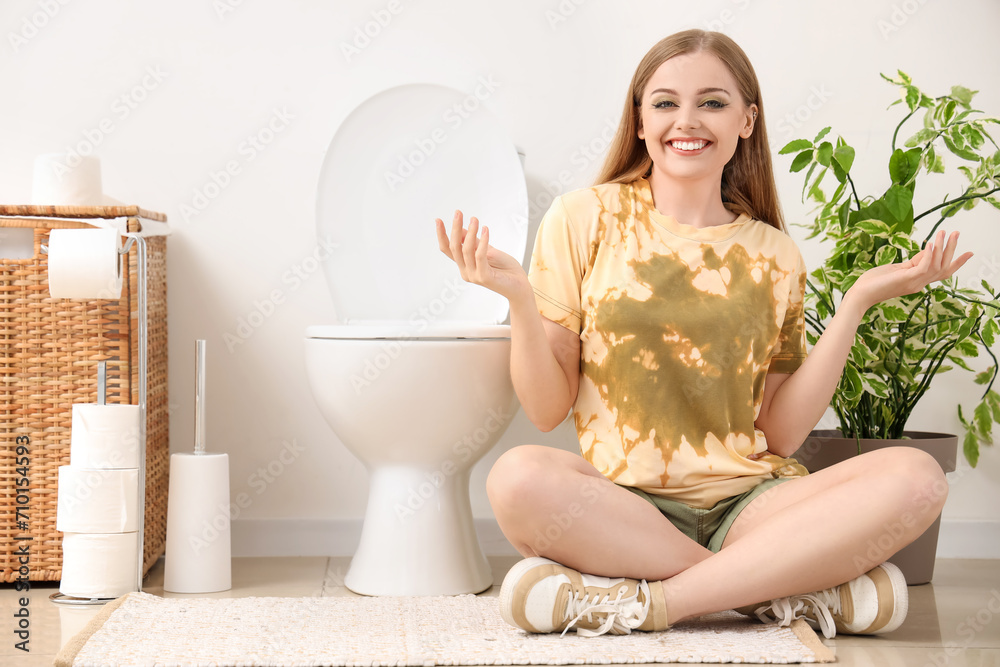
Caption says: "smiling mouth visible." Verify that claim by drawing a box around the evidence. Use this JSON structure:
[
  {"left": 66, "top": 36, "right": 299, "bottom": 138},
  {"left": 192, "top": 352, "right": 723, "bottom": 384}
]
[{"left": 669, "top": 140, "right": 710, "bottom": 152}]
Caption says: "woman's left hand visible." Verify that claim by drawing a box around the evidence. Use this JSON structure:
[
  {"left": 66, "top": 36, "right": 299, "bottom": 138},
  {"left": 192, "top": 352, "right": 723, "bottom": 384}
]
[{"left": 846, "top": 229, "right": 974, "bottom": 312}]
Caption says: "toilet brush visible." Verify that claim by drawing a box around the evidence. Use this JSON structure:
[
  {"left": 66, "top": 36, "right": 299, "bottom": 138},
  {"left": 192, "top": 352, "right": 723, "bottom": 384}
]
[{"left": 164, "top": 340, "right": 232, "bottom": 593}]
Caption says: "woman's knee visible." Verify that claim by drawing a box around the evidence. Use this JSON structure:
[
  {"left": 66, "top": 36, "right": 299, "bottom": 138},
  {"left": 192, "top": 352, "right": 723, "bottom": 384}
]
[
  {"left": 900, "top": 446, "right": 949, "bottom": 512},
  {"left": 873, "top": 446, "right": 950, "bottom": 513},
  {"left": 486, "top": 444, "right": 552, "bottom": 512}
]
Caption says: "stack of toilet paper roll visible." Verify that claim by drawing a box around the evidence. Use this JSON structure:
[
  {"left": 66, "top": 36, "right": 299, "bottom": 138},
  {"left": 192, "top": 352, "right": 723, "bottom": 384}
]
[
  {"left": 56, "top": 400, "right": 141, "bottom": 599},
  {"left": 46, "top": 220, "right": 142, "bottom": 599},
  {"left": 31, "top": 153, "right": 123, "bottom": 206}
]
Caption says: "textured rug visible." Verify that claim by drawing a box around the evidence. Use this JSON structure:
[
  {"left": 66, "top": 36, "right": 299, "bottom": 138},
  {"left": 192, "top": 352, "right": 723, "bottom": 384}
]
[{"left": 55, "top": 591, "right": 835, "bottom": 666}]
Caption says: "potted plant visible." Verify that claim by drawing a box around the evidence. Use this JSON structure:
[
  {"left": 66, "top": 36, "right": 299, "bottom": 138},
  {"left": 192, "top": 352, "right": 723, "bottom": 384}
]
[{"left": 781, "top": 71, "right": 1000, "bottom": 584}]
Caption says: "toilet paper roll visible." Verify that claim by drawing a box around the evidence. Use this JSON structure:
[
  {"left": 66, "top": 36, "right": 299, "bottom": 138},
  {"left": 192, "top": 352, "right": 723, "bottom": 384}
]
[
  {"left": 71, "top": 404, "right": 141, "bottom": 469},
  {"left": 31, "top": 154, "right": 104, "bottom": 206},
  {"left": 59, "top": 532, "right": 138, "bottom": 599},
  {"left": 57, "top": 467, "right": 139, "bottom": 533},
  {"left": 47, "top": 228, "right": 123, "bottom": 299},
  {"left": 164, "top": 453, "right": 232, "bottom": 593}
]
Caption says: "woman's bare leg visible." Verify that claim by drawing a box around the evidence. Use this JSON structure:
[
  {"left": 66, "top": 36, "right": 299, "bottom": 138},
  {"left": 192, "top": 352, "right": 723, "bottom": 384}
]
[
  {"left": 487, "top": 444, "right": 712, "bottom": 580},
  {"left": 489, "top": 444, "right": 946, "bottom": 628},
  {"left": 660, "top": 446, "right": 948, "bottom": 624}
]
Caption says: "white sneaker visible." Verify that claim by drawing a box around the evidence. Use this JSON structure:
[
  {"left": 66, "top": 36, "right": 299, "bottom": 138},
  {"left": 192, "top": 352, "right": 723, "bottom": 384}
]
[
  {"left": 740, "top": 562, "right": 909, "bottom": 638},
  {"left": 498, "top": 557, "right": 668, "bottom": 636}
]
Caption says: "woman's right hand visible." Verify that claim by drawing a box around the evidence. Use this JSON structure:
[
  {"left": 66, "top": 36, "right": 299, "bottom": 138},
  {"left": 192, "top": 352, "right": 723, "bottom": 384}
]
[{"left": 435, "top": 209, "right": 531, "bottom": 301}]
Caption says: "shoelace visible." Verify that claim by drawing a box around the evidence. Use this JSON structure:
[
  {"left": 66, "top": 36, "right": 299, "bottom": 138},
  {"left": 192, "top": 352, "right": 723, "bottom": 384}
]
[
  {"left": 753, "top": 586, "right": 841, "bottom": 639},
  {"left": 559, "top": 579, "right": 651, "bottom": 637}
]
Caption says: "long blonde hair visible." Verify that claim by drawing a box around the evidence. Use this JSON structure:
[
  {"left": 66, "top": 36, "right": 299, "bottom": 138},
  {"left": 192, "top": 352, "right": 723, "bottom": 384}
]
[{"left": 594, "top": 29, "right": 785, "bottom": 232}]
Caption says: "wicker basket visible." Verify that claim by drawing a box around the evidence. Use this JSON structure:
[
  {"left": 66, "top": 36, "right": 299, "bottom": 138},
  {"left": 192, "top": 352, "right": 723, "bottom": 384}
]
[{"left": 0, "top": 205, "right": 169, "bottom": 582}]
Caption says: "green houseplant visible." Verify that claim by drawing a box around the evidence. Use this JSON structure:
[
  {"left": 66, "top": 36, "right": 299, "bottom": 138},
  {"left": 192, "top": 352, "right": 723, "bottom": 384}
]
[
  {"left": 781, "top": 71, "right": 1000, "bottom": 583},
  {"left": 783, "top": 71, "right": 1000, "bottom": 466}
]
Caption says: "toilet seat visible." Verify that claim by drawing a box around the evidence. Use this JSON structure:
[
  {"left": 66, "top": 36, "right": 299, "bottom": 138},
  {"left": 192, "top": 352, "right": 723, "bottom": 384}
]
[{"left": 312, "top": 83, "right": 529, "bottom": 334}]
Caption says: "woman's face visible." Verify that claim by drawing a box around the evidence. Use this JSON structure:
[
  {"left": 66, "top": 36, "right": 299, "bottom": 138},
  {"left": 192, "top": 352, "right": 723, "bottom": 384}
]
[{"left": 637, "top": 50, "right": 757, "bottom": 185}]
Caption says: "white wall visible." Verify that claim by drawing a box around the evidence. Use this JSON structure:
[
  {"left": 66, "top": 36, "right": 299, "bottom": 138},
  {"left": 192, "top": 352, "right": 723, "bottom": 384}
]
[{"left": 1, "top": 0, "right": 998, "bottom": 558}]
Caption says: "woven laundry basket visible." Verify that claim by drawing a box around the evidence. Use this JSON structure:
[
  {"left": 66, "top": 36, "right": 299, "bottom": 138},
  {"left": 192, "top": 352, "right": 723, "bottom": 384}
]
[{"left": 0, "top": 204, "right": 169, "bottom": 583}]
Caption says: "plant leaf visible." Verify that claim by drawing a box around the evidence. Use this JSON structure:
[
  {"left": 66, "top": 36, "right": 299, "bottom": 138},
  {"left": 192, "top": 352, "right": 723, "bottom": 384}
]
[
  {"left": 883, "top": 184, "right": 915, "bottom": 226},
  {"left": 989, "top": 390, "right": 1000, "bottom": 423},
  {"left": 855, "top": 219, "right": 891, "bottom": 237},
  {"left": 951, "top": 85, "right": 976, "bottom": 106},
  {"left": 927, "top": 147, "right": 945, "bottom": 173},
  {"left": 863, "top": 375, "right": 891, "bottom": 399},
  {"left": 814, "top": 126, "right": 832, "bottom": 143},
  {"left": 889, "top": 149, "right": 907, "bottom": 184},
  {"left": 780, "top": 139, "right": 813, "bottom": 154},
  {"left": 842, "top": 364, "right": 863, "bottom": 403},
  {"left": 941, "top": 99, "right": 957, "bottom": 125},
  {"left": 880, "top": 304, "right": 908, "bottom": 322},
  {"left": 974, "top": 401, "right": 993, "bottom": 437},
  {"left": 817, "top": 142, "right": 833, "bottom": 167},
  {"left": 889, "top": 149, "right": 920, "bottom": 184},
  {"left": 905, "top": 127, "right": 938, "bottom": 147},
  {"left": 833, "top": 145, "right": 855, "bottom": 173},
  {"left": 982, "top": 320, "right": 996, "bottom": 347},
  {"left": 831, "top": 157, "right": 847, "bottom": 184},
  {"left": 875, "top": 244, "right": 899, "bottom": 266},
  {"left": 838, "top": 200, "right": 851, "bottom": 231},
  {"left": 962, "top": 124, "right": 985, "bottom": 150},
  {"left": 790, "top": 150, "right": 813, "bottom": 173},
  {"left": 904, "top": 147, "right": 923, "bottom": 179},
  {"left": 963, "top": 428, "right": 979, "bottom": 468},
  {"left": 943, "top": 128, "right": 981, "bottom": 161},
  {"left": 800, "top": 161, "right": 820, "bottom": 203},
  {"left": 956, "top": 339, "right": 980, "bottom": 357},
  {"left": 957, "top": 311, "right": 979, "bottom": 341}
]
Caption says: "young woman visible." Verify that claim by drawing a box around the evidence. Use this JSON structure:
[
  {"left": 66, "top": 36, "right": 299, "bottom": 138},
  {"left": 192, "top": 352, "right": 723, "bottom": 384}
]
[{"left": 435, "top": 29, "right": 972, "bottom": 639}]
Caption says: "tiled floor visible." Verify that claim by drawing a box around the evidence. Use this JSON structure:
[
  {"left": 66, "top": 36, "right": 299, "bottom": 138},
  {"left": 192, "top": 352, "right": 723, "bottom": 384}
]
[{"left": 2, "top": 557, "right": 998, "bottom": 666}]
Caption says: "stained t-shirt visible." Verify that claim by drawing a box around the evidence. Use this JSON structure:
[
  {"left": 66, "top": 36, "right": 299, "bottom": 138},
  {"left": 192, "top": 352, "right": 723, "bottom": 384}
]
[{"left": 528, "top": 177, "right": 809, "bottom": 509}]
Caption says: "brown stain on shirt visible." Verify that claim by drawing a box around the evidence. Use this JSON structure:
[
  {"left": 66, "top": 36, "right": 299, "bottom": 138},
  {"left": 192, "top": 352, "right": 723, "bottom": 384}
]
[
  {"left": 529, "top": 179, "right": 809, "bottom": 507},
  {"left": 587, "top": 244, "right": 787, "bottom": 485}
]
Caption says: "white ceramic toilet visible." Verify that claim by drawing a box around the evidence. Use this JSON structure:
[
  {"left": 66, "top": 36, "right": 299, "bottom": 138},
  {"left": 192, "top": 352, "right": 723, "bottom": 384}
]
[{"left": 305, "top": 84, "right": 529, "bottom": 596}]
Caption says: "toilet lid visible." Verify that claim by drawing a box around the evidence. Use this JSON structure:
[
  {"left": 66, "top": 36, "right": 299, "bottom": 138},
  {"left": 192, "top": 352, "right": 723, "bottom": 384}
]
[{"left": 316, "top": 83, "right": 529, "bottom": 325}]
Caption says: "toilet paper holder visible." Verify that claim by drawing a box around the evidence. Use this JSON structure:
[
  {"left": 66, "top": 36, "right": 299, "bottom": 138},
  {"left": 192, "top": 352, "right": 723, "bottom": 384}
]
[
  {"left": 47, "top": 232, "right": 149, "bottom": 606},
  {"left": 40, "top": 231, "right": 129, "bottom": 297}
]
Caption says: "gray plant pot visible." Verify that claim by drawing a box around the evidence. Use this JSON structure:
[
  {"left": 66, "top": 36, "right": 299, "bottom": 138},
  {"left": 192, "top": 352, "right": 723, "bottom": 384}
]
[{"left": 789, "top": 430, "right": 958, "bottom": 585}]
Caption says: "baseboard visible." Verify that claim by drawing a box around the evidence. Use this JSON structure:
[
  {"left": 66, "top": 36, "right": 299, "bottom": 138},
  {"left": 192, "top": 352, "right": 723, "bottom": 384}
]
[
  {"left": 232, "top": 518, "right": 520, "bottom": 558},
  {"left": 232, "top": 518, "right": 998, "bottom": 559}
]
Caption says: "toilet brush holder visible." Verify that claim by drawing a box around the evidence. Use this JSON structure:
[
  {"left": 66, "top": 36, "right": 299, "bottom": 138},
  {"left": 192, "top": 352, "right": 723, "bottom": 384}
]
[{"left": 164, "top": 340, "right": 232, "bottom": 593}]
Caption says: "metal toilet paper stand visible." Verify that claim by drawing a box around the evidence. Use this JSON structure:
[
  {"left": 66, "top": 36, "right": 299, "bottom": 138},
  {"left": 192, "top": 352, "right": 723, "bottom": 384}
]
[{"left": 46, "top": 233, "right": 148, "bottom": 606}]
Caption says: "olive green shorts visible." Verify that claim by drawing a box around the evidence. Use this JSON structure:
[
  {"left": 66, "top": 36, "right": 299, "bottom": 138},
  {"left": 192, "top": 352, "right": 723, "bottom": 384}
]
[{"left": 619, "top": 477, "right": 792, "bottom": 553}]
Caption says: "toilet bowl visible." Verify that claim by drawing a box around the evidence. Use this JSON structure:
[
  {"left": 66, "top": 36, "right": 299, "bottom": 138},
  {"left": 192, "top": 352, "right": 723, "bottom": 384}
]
[{"left": 306, "top": 84, "right": 529, "bottom": 596}]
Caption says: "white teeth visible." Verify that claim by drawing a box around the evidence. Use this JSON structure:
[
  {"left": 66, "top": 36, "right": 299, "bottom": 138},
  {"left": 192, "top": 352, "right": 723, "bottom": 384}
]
[{"left": 672, "top": 140, "right": 707, "bottom": 151}]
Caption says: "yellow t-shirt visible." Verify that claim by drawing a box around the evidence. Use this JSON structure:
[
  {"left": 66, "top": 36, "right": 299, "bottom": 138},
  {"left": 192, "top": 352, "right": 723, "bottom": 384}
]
[{"left": 528, "top": 177, "right": 809, "bottom": 509}]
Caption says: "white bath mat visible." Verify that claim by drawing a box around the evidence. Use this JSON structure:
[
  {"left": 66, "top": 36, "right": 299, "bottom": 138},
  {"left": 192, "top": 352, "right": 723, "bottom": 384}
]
[{"left": 55, "top": 590, "right": 835, "bottom": 666}]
